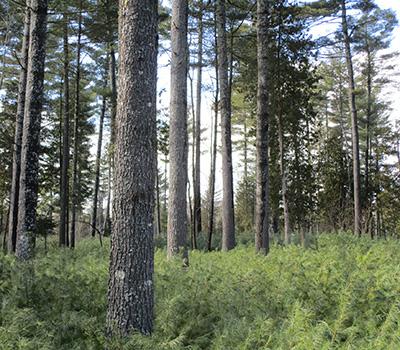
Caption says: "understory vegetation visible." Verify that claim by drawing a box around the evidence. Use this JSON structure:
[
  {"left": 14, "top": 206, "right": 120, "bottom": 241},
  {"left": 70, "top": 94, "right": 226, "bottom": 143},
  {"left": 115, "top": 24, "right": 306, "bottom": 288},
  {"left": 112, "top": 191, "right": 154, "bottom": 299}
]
[{"left": 1, "top": 234, "right": 400, "bottom": 349}]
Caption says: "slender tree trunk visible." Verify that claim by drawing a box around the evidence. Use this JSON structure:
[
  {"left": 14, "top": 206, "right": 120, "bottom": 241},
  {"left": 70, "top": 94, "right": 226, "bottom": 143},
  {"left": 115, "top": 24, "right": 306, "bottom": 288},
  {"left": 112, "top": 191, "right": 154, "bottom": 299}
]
[
  {"left": 207, "top": 87, "right": 218, "bottom": 252},
  {"left": 156, "top": 159, "right": 161, "bottom": 236},
  {"left": 167, "top": 0, "right": 189, "bottom": 262},
  {"left": 15, "top": 0, "right": 48, "bottom": 260},
  {"left": 217, "top": 0, "right": 235, "bottom": 251},
  {"left": 189, "top": 73, "right": 197, "bottom": 249},
  {"left": 2, "top": 206, "right": 10, "bottom": 253},
  {"left": 365, "top": 45, "right": 372, "bottom": 209},
  {"left": 109, "top": 44, "right": 117, "bottom": 147},
  {"left": 106, "top": 0, "right": 157, "bottom": 337},
  {"left": 194, "top": 0, "right": 203, "bottom": 240},
  {"left": 103, "top": 42, "right": 117, "bottom": 238},
  {"left": 71, "top": 0, "right": 83, "bottom": 248},
  {"left": 59, "top": 13, "right": 70, "bottom": 247},
  {"left": 255, "top": 0, "right": 270, "bottom": 255},
  {"left": 91, "top": 87, "right": 107, "bottom": 237},
  {"left": 341, "top": 0, "right": 361, "bottom": 236},
  {"left": 7, "top": 0, "right": 31, "bottom": 253},
  {"left": 276, "top": 12, "right": 290, "bottom": 245},
  {"left": 103, "top": 152, "right": 112, "bottom": 236}
]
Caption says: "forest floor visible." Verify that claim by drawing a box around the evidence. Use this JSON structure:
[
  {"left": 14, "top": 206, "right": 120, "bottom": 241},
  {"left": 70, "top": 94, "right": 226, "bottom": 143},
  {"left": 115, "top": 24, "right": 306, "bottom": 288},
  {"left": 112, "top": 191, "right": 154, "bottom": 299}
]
[{"left": 0, "top": 233, "right": 400, "bottom": 349}]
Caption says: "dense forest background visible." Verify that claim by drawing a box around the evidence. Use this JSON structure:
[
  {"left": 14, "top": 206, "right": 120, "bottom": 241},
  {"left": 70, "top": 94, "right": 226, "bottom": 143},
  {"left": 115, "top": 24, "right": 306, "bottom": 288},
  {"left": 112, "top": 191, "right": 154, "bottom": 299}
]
[{"left": 1, "top": 0, "right": 399, "bottom": 248}]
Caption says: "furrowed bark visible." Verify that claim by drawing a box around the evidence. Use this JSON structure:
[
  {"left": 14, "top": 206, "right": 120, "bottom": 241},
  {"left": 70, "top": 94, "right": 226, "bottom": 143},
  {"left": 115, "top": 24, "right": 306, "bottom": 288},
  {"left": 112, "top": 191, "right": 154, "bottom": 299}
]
[
  {"left": 217, "top": 0, "right": 235, "bottom": 251},
  {"left": 106, "top": 0, "right": 157, "bottom": 337},
  {"left": 167, "top": 0, "right": 189, "bottom": 262},
  {"left": 7, "top": 0, "right": 31, "bottom": 254},
  {"left": 15, "top": 0, "right": 48, "bottom": 260}
]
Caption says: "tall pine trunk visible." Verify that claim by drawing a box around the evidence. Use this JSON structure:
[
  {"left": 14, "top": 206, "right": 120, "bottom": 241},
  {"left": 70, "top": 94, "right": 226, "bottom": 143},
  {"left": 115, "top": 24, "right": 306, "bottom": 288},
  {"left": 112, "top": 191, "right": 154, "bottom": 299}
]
[
  {"left": 71, "top": 0, "right": 83, "bottom": 248},
  {"left": 167, "top": 0, "right": 189, "bottom": 262},
  {"left": 276, "top": 10, "right": 290, "bottom": 245},
  {"left": 15, "top": 0, "right": 48, "bottom": 260},
  {"left": 7, "top": 0, "right": 31, "bottom": 253},
  {"left": 91, "top": 84, "right": 107, "bottom": 238},
  {"left": 255, "top": 0, "right": 270, "bottom": 255},
  {"left": 59, "top": 14, "right": 70, "bottom": 247},
  {"left": 106, "top": 0, "right": 157, "bottom": 337},
  {"left": 193, "top": 0, "right": 203, "bottom": 241},
  {"left": 217, "top": 0, "right": 235, "bottom": 251},
  {"left": 207, "top": 6, "right": 219, "bottom": 252},
  {"left": 341, "top": 0, "right": 361, "bottom": 236}
]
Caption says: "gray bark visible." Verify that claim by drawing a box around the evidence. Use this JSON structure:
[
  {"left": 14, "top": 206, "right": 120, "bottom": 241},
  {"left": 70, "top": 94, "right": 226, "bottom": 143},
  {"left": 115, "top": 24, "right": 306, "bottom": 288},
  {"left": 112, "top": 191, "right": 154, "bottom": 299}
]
[
  {"left": 193, "top": 0, "right": 203, "bottom": 240},
  {"left": 341, "top": 0, "right": 361, "bottom": 235},
  {"left": 59, "top": 14, "right": 70, "bottom": 247},
  {"left": 15, "top": 0, "right": 48, "bottom": 260},
  {"left": 167, "top": 0, "right": 189, "bottom": 262},
  {"left": 7, "top": 0, "right": 31, "bottom": 253},
  {"left": 106, "top": 0, "right": 157, "bottom": 337},
  {"left": 217, "top": 0, "right": 235, "bottom": 251},
  {"left": 255, "top": 0, "right": 270, "bottom": 255}
]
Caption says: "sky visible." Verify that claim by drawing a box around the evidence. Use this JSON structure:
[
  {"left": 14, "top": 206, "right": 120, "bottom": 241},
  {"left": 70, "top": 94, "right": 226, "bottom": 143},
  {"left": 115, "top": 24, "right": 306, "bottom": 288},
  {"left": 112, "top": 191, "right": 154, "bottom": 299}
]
[{"left": 155, "top": 1, "right": 400, "bottom": 198}]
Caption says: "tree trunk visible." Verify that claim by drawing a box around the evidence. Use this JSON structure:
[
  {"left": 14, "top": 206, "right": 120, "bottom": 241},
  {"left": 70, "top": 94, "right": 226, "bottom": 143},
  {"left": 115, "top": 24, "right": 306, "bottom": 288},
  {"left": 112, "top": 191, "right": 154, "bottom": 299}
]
[
  {"left": 155, "top": 159, "right": 161, "bottom": 236},
  {"left": 71, "top": 0, "right": 83, "bottom": 248},
  {"left": 276, "top": 11, "right": 290, "bottom": 245},
  {"left": 167, "top": 0, "right": 189, "bottom": 262},
  {"left": 109, "top": 43, "right": 117, "bottom": 147},
  {"left": 341, "top": 0, "right": 361, "bottom": 236},
  {"left": 207, "top": 17, "right": 219, "bottom": 252},
  {"left": 189, "top": 73, "right": 197, "bottom": 249},
  {"left": 255, "top": 0, "right": 270, "bottom": 255},
  {"left": 15, "top": 0, "right": 48, "bottom": 260},
  {"left": 103, "top": 152, "right": 112, "bottom": 236},
  {"left": 59, "top": 13, "right": 70, "bottom": 247},
  {"left": 106, "top": 0, "right": 157, "bottom": 337},
  {"left": 7, "top": 0, "right": 31, "bottom": 254},
  {"left": 91, "top": 86, "right": 107, "bottom": 237},
  {"left": 217, "top": 0, "right": 235, "bottom": 251},
  {"left": 365, "top": 44, "right": 372, "bottom": 216},
  {"left": 193, "top": 0, "right": 203, "bottom": 241}
]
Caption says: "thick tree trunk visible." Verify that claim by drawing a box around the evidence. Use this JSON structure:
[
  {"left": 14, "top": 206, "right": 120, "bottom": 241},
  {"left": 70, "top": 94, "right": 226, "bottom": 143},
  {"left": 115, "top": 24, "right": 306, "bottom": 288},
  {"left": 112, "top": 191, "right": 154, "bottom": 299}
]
[
  {"left": 91, "top": 88, "right": 107, "bottom": 237},
  {"left": 7, "top": 0, "right": 31, "bottom": 253},
  {"left": 59, "top": 14, "right": 70, "bottom": 247},
  {"left": 15, "top": 0, "right": 48, "bottom": 260},
  {"left": 193, "top": 0, "right": 203, "bottom": 240},
  {"left": 217, "top": 0, "right": 235, "bottom": 251},
  {"left": 106, "top": 0, "right": 157, "bottom": 337},
  {"left": 341, "top": 0, "right": 361, "bottom": 236},
  {"left": 71, "top": 0, "right": 83, "bottom": 248},
  {"left": 167, "top": 0, "right": 189, "bottom": 262},
  {"left": 255, "top": 0, "right": 270, "bottom": 255}
]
